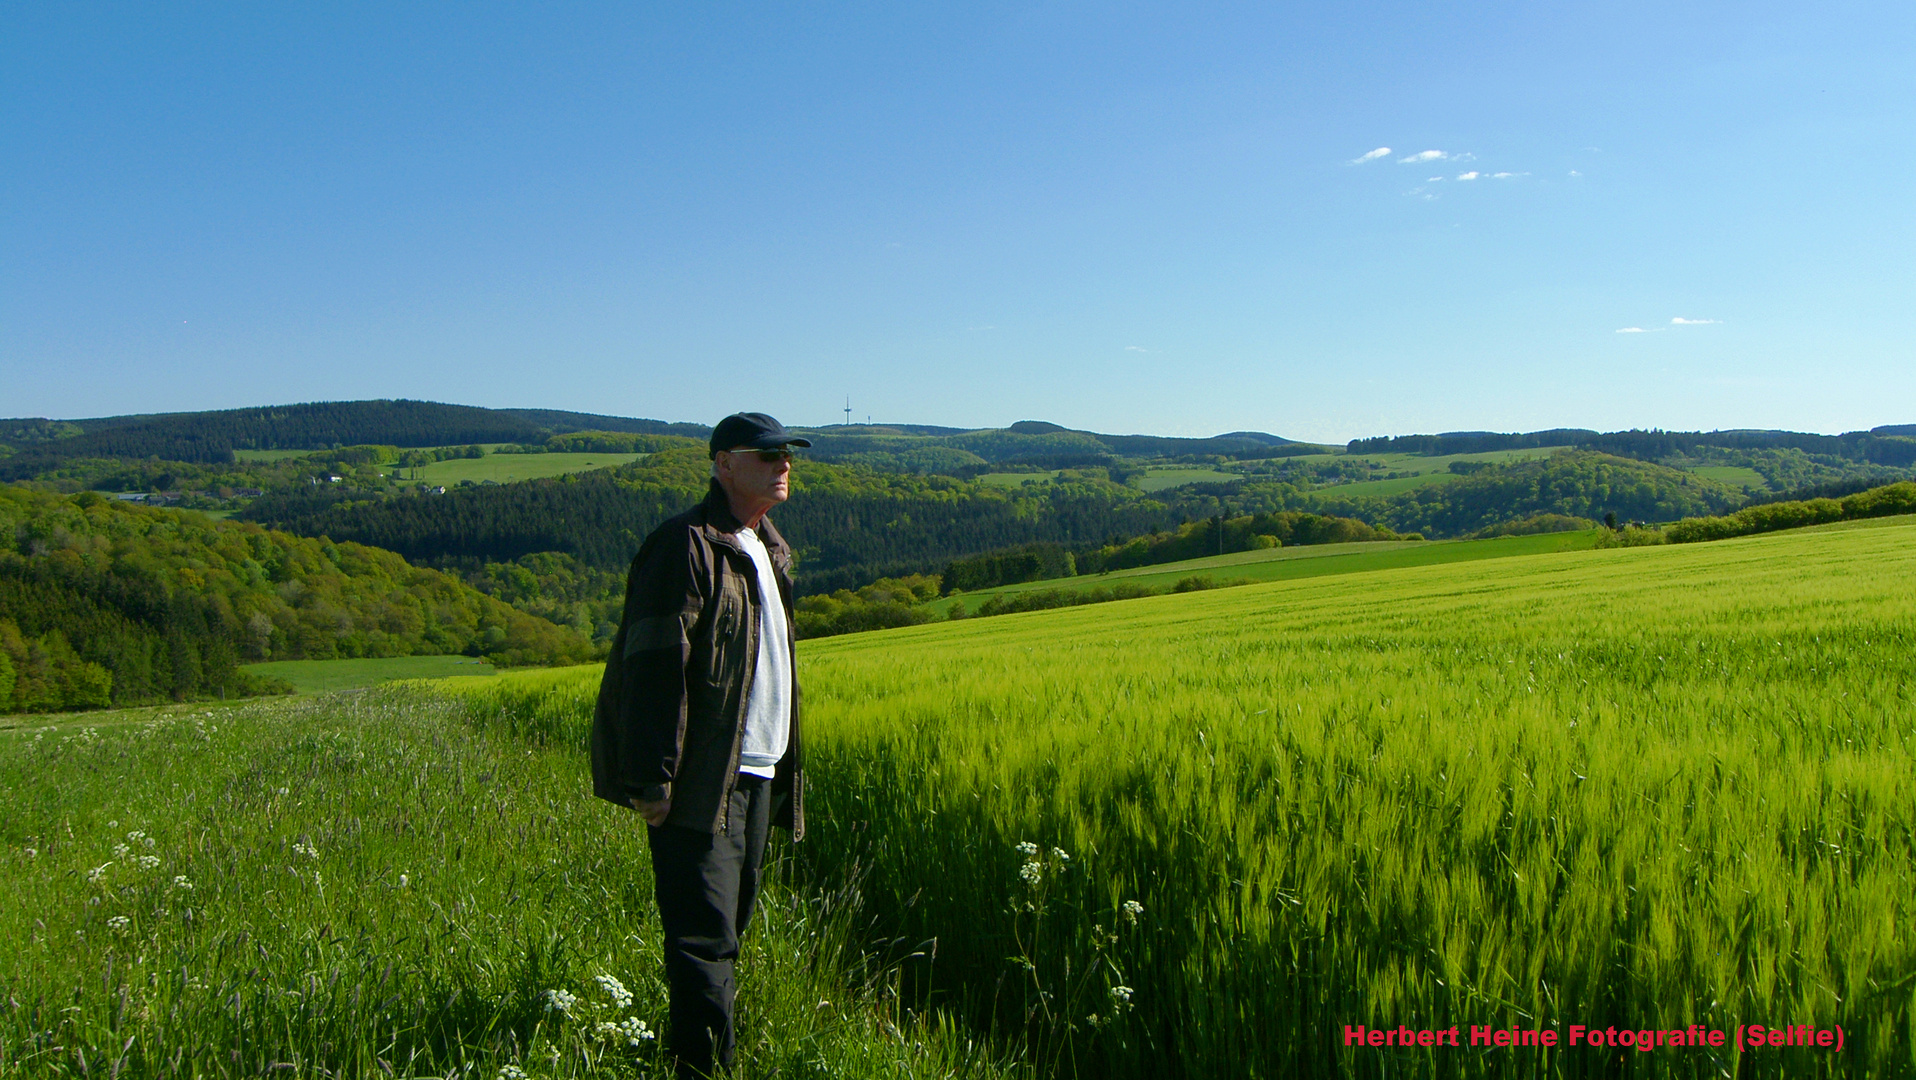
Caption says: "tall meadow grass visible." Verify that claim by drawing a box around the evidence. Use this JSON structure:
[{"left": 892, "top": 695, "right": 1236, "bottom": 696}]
[{"left": 0, "top": 691, "right": 1011, "bottom": 1078}]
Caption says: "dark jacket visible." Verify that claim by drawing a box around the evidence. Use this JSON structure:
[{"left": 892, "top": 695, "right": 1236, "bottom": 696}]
[{"left": 591, "top": 481, "right": 804, "bottom": 839}]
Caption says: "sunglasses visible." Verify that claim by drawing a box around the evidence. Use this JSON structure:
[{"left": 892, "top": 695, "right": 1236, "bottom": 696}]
[{"left": 726, "top": 447, "right": 796, "bottom": 463}]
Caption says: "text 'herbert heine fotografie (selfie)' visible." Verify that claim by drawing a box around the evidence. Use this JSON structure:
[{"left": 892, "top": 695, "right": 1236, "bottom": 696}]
[{"left": 1343, "top": 1022, "right": 1844, "bottom": 1055}]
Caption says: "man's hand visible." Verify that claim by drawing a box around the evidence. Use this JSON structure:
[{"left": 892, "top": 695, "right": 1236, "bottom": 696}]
[{"left": 631, "top": 796, "right": 671, "bottom": 826}]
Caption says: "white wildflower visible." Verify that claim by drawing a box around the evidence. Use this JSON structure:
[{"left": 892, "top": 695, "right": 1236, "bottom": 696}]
[
  {"left": 172, "top": 876, "right": 193, "bottom": 890},
  {"left": 88, "top": 863, "right": 113, "bottom": 884},
  {"left": 292, "top": 841, "right": 319, "bottom": 859},
  {"left": 594, "top": 973, "right": 633, "bottom": 1009},
  {"left": 398, "top": 873, "right": 410, "bottom": 888},
  {"left": 1109, "top": 984, "right": 1134, "bottom": 1004},
  {"left": 126, "top": 830, "right": 149, "bottom": 846},
  {"left": 594, "top": 1017, "right": 654, "bottom": 1046},
  {"left": 544, "top": 988, "right": 577, "bottom": 1014},
  {"left": 1015, "top": 841, "right": 1038, "bottom": 856},
  {"left": 1052, "top": 847, "right": 1070, "bottom": 862},
  {"left": 498, "top": 1067, "right": 529, "bottom": 1080},
  {"left": 113, "top": 843, "right": 131, "bottom": 858},
  {"left": 23, "top": 848, "right": 36, "bottom": 859},
  {"left": 107, "top": 915, "right": 131, "bottom": 934},
  {"left": 1018, "top": 860, "right": 1043, "bottom": 885},
  {"left": 137, "top": 855, "right": 161, "bottom": 870},
  {"left": 1122, "top": 900, "right": 1144, "bottom": 924}
]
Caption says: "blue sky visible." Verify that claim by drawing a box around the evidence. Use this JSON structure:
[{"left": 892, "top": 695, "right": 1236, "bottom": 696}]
[{"left": 4, "top": 2, "right": 1912, "bottom": 443}]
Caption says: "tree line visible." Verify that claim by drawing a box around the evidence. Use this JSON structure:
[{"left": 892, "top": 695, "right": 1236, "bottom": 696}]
[{"left": 1664, "top": 481, "right": 1916, "bottom": 543}]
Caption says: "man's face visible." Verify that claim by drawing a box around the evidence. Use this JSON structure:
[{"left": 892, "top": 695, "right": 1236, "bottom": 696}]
[{"left": 717, "top": 447, "right": 792, "bottom": 508}]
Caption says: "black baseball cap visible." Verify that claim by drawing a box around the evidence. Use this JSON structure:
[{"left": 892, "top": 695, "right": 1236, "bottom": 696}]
[{"left": 709, "top": 412, "right": 812, "bottom": 458}]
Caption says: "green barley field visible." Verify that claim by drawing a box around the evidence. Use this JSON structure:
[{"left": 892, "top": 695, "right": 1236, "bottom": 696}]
[
  {"left": 5, "top": 516, "right": 1914, "bottom": 1076},
  {"left": 795, "top": 515, "right": 1916, "bottom": 1078}
]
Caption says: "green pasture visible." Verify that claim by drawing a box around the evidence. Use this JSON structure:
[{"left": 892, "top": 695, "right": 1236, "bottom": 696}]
[
  {"left": 240, "top": 654, "right": 500, "bottom": 694},
  {"left": 974, "top": 470, "right": 1064, "bottom": 488},
  {"left": 1314, "top": 448, "right": 1560, "bottom": 497},
  {"left": 1317, "top": 471, "right": 1455, "bottom": 497},
  {"left": 974, "top": 467, "right": 1241, "bottom": 492},
  {"left": 390, "top": 451, "right": 643, "bottom": 486},
  {"left": 1358, "top": 447, "right": 1560, "bottom": 472},
  {"left": 1132, "top": 467, "right": 1239, "bottom": 491},
  {"left": 232, "top": 448, "right": 324, "bottom": 462},
  {"left": 1688, "top": 464, "right": 1768, "bottom": 489},
  {"left": 925, "top": 530, "right": 1599, "bottom": 614},
  {"left": 234, "top": 443, "right": 522, "bottom": 464}
]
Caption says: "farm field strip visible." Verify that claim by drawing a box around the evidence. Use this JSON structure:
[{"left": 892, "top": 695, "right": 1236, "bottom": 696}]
[
  {"left": 924, "top": 530, "right": 1599, "bottom": 614},
  {"left": 1688, "top": 465, "right": 1767, "bottom": 489},
  {"left": 1132, "top": 467, "right": 1241, "bottom": 491},
  {"left": 240, "top": 654, "right": 501, "bottom": 694},
  {"left": 390, "top": 452, "right": 644, "bottom": 486}
]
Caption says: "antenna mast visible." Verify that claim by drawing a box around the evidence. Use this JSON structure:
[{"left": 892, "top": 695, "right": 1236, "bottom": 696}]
[{"left": 844, "top": 397, "right": 852, "bottom": 426}]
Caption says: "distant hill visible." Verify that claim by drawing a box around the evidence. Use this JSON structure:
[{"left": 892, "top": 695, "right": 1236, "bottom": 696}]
[
  {"left": 1349, "top": 426, "right": 1916, "bottom": 467},
  {"left": 788, "top": 419, "right": 1305, "bottom": 471},
  {"left": 0, "top": 400, "right": 706, "bottom": 478}
]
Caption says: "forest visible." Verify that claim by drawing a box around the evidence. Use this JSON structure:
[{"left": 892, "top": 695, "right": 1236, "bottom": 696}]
[{"left": 0, "top": 487, "right": 593, "bottom": 713}]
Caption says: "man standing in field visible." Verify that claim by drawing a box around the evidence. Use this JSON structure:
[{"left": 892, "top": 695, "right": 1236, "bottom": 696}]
[{"left": 591, "top": 412, "right": 809, "bottom": 1078}]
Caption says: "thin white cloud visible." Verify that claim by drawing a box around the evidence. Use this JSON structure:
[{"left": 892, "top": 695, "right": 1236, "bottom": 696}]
[
  {"left": 1671, "top": 317, "right": 1719, "bottom": 325},
  {"left": 1427, "top": 176, "right": 1444, "bottom": 182},
  {"left": 1568, "top": 170, "right": 1582, "bottom": 177},
  {"left": 1615, "top": 327, "right": 1650, "bottom": 333},
  {"left": 1456, "top": 171, "right": 1481, "bottom": 181},
  {"left": 1124, "top": 345, "right": 1149, "bottom": 352},
  {"left": 1350, "top": 147, "right": 1391, "bottom": 164},
  {"left": 1491, "top": 171, "right": 1526, "bottom": 179},
  {"left": 1399, "top": 150, "right": 1448, "bottom": 163}
]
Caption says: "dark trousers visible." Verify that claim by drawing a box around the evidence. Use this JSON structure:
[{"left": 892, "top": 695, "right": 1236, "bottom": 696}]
[{"left": 646, "top": 774, "right": 771, "bottom": 1078}]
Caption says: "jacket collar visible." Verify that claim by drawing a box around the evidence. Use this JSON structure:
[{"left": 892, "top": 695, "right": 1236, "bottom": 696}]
[{"left": 699, "top": 479, "right": 790, "bottom": 559}]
